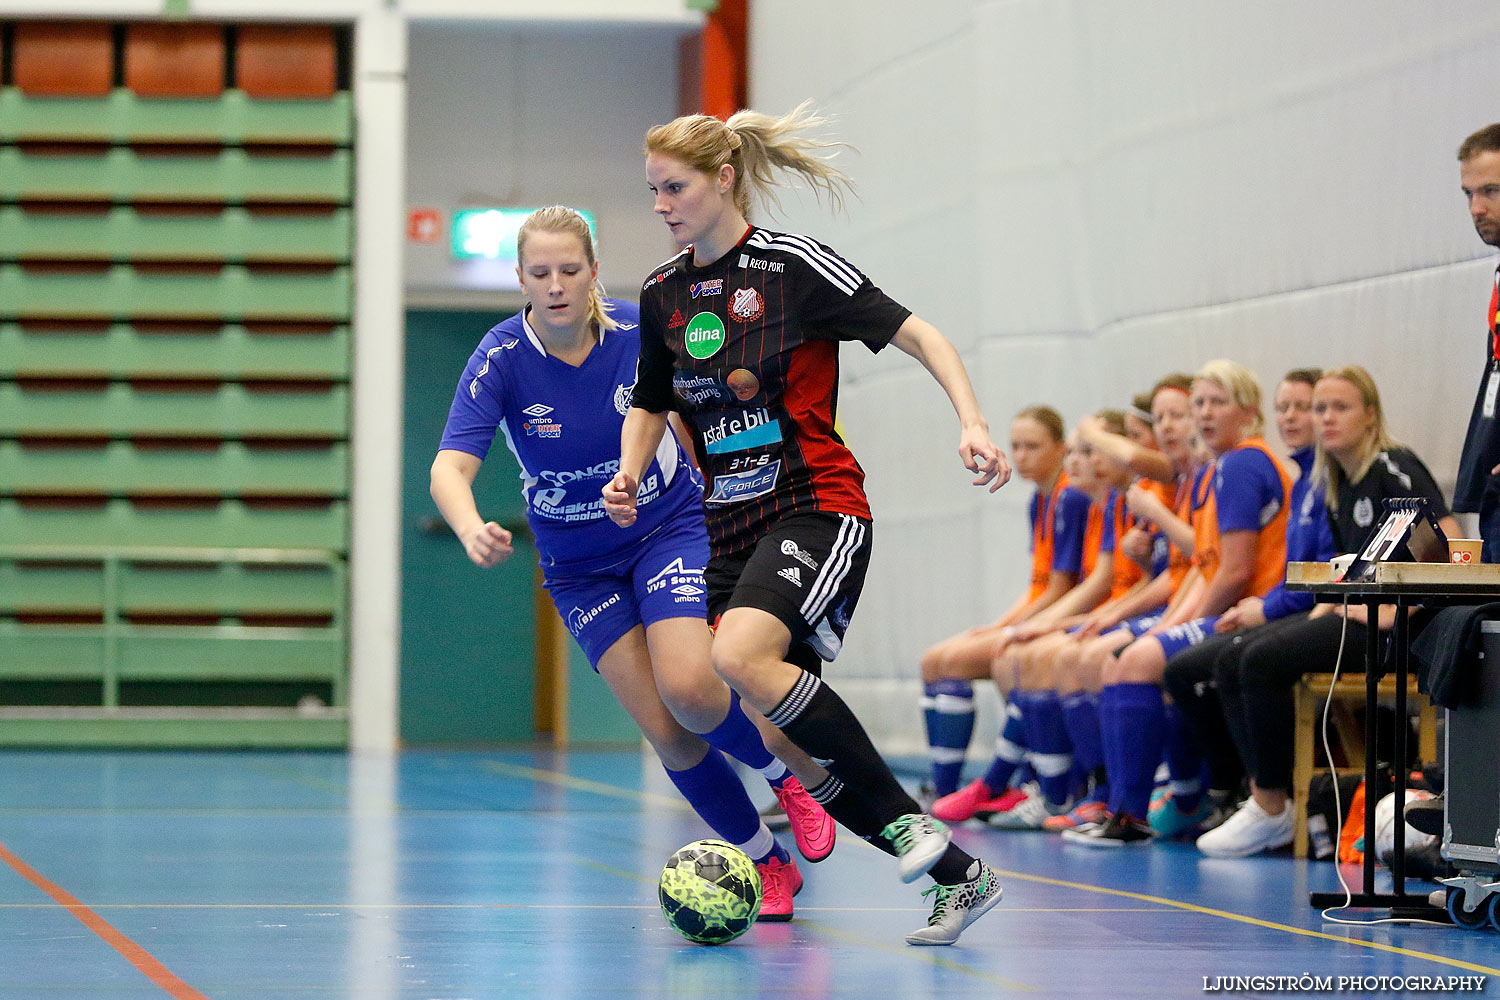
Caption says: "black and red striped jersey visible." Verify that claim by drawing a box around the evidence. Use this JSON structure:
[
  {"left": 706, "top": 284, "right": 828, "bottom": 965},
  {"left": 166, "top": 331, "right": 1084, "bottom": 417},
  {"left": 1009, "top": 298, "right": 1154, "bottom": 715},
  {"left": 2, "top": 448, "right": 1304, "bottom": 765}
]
[{"left": 633, "top": 225, "right": 911, "bottom": 557}]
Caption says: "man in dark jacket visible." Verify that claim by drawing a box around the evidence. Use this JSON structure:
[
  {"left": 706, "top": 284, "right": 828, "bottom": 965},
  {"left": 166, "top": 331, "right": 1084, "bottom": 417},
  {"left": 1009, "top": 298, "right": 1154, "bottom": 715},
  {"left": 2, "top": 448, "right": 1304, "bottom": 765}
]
[{"left": 1453, "top": 123, "right": 1500, "bottom": 560}]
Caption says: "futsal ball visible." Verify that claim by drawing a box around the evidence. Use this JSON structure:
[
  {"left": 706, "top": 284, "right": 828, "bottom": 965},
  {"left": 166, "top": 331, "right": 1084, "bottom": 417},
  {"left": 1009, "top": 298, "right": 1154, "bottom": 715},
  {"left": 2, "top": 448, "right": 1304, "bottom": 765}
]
[
  {"left": 658, "top": 839, "right": 761, "bottom": 944},
  {"left": 1373, "top": 789, "right": 1439, "bottom": 863}
]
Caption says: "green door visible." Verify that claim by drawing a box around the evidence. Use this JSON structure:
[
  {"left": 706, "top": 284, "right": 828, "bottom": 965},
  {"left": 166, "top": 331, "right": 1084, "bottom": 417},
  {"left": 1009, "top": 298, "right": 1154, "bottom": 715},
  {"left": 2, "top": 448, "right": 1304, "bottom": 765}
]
[{"left": 401, "top": 308, "right": 536, "bottom": 744}]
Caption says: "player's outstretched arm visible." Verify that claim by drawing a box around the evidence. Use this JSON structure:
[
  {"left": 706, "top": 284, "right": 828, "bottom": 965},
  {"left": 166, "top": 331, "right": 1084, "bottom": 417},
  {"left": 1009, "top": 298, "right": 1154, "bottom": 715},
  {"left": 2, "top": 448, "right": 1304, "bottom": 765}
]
[
  {"left": 430, "top": 449, "right": 513, "bottom": 567},
  {"left": 604, "top": 407, "right": 670, "bottom": 526},
  {"left": 890, "top": 315, "right": 1011, "bottom": 492}
]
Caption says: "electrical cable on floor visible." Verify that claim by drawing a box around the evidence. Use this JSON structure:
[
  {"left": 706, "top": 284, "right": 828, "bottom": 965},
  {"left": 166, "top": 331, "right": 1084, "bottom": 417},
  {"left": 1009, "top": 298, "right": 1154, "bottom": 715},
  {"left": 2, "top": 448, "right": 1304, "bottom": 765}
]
[{"left": 1319, "top": 595, "right": 1447, "bottom": 927}]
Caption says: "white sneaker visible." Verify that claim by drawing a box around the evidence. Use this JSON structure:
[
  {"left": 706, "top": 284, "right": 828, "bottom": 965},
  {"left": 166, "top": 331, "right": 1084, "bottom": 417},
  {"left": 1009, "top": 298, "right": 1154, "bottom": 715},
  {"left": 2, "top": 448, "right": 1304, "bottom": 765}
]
[
  {"left": 905, "top": 862, "right": 1004, "bottom": 946},
  {"left": 881, "top": 813, "right": 952, "bottom": 883},
  {"left": 1196, "top": 797, "right": 1295, "bottom": 858},
  {"left": 987, "top": 782, "right": 1070, "bottom": 830}
]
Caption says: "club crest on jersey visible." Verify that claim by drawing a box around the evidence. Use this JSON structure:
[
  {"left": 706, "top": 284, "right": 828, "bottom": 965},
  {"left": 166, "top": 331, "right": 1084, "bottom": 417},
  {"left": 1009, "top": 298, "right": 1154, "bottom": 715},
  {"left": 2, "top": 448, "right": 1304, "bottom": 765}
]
[
  {"left": 690, "top": 278, "right": 723, "bottom": 298},
  {"left": 684, "top": 312, "right": 727, "bottom": 359},
  {"left": 667, "top": 309, "right": 686, "bottom": 329},
  {"left": 729, "top": 286, "right": 764, "bottom": 322},
  {"left": 614, "top": 382, "right": 634, "bottom": 415}
]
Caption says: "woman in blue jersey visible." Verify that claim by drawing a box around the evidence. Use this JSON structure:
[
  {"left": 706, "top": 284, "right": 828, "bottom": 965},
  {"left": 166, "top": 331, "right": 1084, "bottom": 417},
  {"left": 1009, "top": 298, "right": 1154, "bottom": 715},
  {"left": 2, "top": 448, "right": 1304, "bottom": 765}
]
[
  {"left": 603, "top": 104, "right": 1009, "bottom": 946},
  {"left": 430, "top": 206, "right": 834, "bottom": 921}
]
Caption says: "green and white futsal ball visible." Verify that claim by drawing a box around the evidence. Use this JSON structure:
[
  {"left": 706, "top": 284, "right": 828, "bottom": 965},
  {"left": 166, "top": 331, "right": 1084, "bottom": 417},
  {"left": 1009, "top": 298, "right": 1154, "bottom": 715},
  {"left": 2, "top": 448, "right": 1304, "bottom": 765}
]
[{"left": 658, "top": 838, "right": 762, "bottom": 944}]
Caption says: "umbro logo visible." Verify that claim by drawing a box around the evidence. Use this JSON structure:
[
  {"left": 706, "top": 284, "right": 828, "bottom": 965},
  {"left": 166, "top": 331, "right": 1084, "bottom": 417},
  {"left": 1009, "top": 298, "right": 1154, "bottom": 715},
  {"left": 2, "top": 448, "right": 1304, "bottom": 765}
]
[
  {"left": 668, "top": 309, "right": 686, "bottom": 329},
  {"left": 522, "top": 404, "right": 553, "bottom": 417},
  {"left": 777, "top": 566, "right": 803, "bottom": 587}
]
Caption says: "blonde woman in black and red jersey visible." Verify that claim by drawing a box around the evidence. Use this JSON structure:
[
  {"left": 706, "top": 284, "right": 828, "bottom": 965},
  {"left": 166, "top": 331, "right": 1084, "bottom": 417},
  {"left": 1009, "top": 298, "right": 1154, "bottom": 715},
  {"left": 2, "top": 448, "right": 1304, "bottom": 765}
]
[{"left": 603, "top": 102, "right": 1009, "bottom": 946}]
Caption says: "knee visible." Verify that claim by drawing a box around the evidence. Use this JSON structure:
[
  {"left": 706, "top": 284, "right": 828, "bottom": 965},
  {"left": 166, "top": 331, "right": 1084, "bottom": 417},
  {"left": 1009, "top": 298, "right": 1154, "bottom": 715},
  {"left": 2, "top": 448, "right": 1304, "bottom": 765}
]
[
  {"left": 919, "top": 646, "right": 944, "bottom": 683},
  {"left": 654, "top": 669, "right": 721, "bottom": 725},
  {"left": 1212, "top": 645, "right": 1246, "bottom": 695},
  {"left": 1113, "top": 640, "right": 1163, "bottom": 685},
  {"left": 710, "top": 635, "right": 772, "bottom": 692},
  {"left": 1054, "top": 654, "right": 1081, "bottom": 695},
  {"left": 644, "top": 724, "right": 709, "bottom": 772},
  {"left": 1013, "top": 645, "right": 1049, "bottom": 691},
  {"left": 1161, "top": 657, "right": 1191, "bottom": 703}
]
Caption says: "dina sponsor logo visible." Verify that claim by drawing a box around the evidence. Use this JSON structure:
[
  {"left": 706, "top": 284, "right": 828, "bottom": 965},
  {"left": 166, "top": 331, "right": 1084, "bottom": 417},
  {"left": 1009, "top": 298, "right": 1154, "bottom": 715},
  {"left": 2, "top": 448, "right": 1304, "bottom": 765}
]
[{"left": 684, "top": 311, "right": 726, "bottom": 360}]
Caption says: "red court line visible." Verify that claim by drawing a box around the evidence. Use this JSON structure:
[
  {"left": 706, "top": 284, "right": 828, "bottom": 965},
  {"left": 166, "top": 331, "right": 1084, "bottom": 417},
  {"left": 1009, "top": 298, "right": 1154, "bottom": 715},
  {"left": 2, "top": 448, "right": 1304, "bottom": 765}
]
[{"left": 0, "top": 840, "right": 213, "bottom": 1000}]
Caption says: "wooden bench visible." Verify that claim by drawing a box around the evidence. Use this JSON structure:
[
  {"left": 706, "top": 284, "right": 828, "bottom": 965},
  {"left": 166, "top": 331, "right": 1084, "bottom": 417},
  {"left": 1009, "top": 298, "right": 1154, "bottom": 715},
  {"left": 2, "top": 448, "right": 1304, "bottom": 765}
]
[{"left": 1292, "top": 672, "right": 1437, "bottom": 858}]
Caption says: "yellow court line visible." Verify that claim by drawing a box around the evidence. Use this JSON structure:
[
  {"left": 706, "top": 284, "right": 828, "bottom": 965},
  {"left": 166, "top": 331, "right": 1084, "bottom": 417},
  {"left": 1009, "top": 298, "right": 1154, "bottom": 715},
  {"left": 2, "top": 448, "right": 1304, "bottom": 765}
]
[
  {"left": 992, "top": 868, "right": 1500, "bottom": 977},
  {"left": 481, "top": 760, "right": 693, "bottom": 811}
]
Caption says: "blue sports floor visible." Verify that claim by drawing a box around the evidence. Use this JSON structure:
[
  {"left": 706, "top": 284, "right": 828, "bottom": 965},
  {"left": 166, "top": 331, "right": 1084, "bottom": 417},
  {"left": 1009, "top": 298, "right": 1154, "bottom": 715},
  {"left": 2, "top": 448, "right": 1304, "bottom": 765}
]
[{"left": 1, "top": 749, "right": 1495, "bottom": 999}]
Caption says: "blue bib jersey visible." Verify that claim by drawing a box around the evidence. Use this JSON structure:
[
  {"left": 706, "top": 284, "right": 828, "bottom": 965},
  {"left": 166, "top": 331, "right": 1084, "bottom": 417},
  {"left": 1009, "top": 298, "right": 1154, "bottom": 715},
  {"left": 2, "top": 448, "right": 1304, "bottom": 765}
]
[{"left": 439, "top": 300, "right": 710, "bottom": 667}]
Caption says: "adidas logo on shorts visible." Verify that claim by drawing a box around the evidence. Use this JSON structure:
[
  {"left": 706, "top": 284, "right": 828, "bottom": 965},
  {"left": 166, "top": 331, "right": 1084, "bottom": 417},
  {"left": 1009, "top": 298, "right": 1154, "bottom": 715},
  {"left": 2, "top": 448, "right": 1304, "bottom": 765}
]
[{"left": 777, "top": 566, "right": 803, "bottom": 587}]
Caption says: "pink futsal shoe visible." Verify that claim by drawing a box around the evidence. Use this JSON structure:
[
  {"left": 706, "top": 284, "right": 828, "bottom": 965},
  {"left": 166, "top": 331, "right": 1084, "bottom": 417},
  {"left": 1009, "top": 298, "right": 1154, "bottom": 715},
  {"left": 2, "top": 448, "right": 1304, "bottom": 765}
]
[
  {"left": 774, "top": 777, "right": 836, "bottom": 862},
  {"left": 755, "top": 854, "right": 804, "bottom": 922},
  {"left": 931, "top": 780, "right": 1022, "bottom": 823}
]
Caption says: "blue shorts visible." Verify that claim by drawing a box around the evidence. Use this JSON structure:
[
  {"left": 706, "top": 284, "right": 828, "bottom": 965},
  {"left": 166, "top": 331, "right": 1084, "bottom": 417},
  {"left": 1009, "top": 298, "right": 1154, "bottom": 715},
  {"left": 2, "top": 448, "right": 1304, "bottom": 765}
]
[
  {"left": 1114, "top": 609, "right": 1166, "bottom": 639},
  {"left": 1154, "top": 616, "right": 1221, "bottom": 660},
  {"left": 541, "top": 514, "right": 710, "bottom": 670}
]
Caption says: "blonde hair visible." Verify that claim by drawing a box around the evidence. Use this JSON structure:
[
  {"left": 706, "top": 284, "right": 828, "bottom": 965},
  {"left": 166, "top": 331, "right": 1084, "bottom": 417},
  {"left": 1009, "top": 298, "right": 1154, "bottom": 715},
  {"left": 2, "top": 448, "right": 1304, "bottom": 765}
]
[
  {"left": 516, "top": 206, "right": 617, "bottom": 332},
  {"left": 644, "top": 100, "right": 855, "bottom": 219},
  {"left": 1311, "top": 365, "right": 1400, "bottom": 510},
  {"left": 1192, "top": 359, "right": 1264, "bottom": 437}
]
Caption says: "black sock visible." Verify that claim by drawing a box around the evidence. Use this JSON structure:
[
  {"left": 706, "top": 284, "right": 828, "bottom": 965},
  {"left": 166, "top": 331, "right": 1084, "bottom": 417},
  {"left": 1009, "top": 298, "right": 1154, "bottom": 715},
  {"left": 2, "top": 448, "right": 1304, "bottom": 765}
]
[
  {"left": 807, "top": 773, "right": 898, "bottom": 856},
  {"left": 929, "top": 846, "right": 980, "bottom": 885},
  {"left": 767, "top": 670, "right": 917, "bottom": 828}
]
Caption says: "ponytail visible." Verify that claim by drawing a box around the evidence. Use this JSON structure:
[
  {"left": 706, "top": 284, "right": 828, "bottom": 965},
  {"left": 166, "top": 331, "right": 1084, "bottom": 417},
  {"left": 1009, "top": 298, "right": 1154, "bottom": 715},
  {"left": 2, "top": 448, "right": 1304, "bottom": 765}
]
[{"left": 645, "top": 100, "right": 855, "bottom": 219}]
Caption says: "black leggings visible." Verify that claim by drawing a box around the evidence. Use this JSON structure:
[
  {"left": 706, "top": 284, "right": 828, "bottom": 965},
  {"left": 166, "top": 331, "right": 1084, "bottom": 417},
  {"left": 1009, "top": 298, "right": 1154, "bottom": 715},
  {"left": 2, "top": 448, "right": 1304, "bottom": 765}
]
[
  {"left": 1160, "top": 630, "right": 1245, "bottom": 794},
  {"left": 1209, "top": 612, "right": 1373, "bottom": 794}
]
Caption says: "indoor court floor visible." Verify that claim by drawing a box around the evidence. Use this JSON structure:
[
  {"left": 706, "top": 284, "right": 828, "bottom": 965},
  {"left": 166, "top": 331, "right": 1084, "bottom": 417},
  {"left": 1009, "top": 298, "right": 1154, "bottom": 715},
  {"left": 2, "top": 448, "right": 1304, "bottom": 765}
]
[{"left": 1, "top": 748, "right": 1496, "bottom": 999}]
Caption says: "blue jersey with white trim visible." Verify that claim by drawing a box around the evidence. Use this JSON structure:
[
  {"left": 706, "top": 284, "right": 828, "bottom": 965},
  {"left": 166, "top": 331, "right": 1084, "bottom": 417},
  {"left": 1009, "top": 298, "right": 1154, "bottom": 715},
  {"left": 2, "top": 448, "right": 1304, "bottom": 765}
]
[{"left": 439, "top": 300, "right": 703, "bottom": 573}]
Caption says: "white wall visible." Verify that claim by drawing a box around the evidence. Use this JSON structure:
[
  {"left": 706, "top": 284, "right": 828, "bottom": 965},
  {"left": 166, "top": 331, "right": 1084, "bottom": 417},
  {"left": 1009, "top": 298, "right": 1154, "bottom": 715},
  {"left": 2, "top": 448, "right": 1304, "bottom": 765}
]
[
  {"left": 749, "top": 0, "right": 1500, "bottom": 753},
  {"left": 404, "top": 21, "right": 690, "bottom": 306}
]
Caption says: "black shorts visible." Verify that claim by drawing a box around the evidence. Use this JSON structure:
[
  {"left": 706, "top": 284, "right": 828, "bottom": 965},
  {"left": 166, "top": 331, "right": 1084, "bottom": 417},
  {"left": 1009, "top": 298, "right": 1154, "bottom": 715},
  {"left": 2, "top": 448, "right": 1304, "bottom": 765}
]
[{"left": 706, "top": 511, "right": 872, "bottom": 663}]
